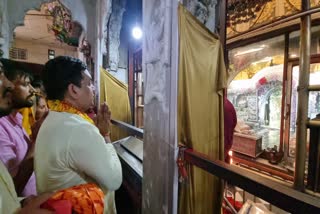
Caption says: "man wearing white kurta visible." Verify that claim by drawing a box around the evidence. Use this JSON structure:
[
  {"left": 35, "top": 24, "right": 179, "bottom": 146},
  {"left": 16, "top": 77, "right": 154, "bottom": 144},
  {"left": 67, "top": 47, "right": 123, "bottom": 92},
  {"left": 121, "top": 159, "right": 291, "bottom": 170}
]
[
  {"left": 0, "top": 159, "right": 20, "bottom": 213},
  {"left": 34, "top": 56, "right": 122, "bottom": 214}
]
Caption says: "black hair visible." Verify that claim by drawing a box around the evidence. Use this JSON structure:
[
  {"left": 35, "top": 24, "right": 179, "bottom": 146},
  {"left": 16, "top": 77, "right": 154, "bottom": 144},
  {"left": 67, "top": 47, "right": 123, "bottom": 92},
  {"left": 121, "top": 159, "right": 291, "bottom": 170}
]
[
  {"left": 31, "top": 78, "right": 43, "bottom": 89},
  {"left": 32, "top": 78, "right": 46, "bottom": 105},
  {"left": 0, "top": 58, "right": 33, "bottom": 82},
  {"left": 35, "top": 94, "right": 45, "bottom": 105},
  {"left": 42, "top": 56, "right": 87, "bottom": 100},
  {"left": 31, "top": 78, "right": 46, "bottom": 95}
]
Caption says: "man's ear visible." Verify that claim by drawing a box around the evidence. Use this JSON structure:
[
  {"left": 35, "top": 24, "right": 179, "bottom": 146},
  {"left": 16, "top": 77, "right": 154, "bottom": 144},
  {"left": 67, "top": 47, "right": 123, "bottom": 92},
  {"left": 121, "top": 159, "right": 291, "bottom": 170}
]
[{"left": 67, "top": 84, "right": 80, "bottom": 99}]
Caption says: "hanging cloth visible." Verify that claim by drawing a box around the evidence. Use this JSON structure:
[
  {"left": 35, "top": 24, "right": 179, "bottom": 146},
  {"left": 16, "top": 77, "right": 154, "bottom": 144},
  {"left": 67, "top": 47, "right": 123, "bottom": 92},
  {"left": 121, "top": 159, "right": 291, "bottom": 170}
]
[
  {"left": 178, "top": 4, "right": 226, "bottom": 214},
  {"left": 100, "top": 68, "right": 132, "bottom": 141}
]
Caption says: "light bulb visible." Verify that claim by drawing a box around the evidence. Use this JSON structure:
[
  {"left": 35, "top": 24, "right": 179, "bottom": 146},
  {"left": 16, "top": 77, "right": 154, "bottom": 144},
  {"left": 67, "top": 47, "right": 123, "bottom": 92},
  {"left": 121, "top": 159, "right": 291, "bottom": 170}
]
[{"left": 132, "top": 26, "right": 142, "bottom": 40}]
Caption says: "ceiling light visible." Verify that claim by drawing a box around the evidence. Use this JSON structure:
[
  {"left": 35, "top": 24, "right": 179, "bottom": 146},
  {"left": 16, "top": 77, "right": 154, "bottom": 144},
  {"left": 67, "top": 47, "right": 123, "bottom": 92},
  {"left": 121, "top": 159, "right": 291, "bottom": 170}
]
[
  {"left": 252, "top": 57, "right": 273, "bottom": 65},
  {"left": 132, "top": 26, "right": 142, "bottom": 40},
  {"left": 235, "top": 45, "right": 266, "bottom": 57}
]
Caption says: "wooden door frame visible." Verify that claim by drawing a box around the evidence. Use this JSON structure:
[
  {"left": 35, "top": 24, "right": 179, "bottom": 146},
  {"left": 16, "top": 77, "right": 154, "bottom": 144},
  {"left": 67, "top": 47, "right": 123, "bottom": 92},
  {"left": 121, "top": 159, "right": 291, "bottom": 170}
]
[{"left": 283, "top": 54, "right": 320, "bottom": 160}]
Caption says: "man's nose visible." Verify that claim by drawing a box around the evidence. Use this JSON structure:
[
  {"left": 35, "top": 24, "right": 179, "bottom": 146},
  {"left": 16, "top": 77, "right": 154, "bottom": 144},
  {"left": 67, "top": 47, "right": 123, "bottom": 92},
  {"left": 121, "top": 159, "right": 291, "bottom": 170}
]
[
  {"left": 29, "top": 84, "right": 35, "bottom": 93},
  {"left": 4, "top": 76, "right": 14, "bottom": 90}
]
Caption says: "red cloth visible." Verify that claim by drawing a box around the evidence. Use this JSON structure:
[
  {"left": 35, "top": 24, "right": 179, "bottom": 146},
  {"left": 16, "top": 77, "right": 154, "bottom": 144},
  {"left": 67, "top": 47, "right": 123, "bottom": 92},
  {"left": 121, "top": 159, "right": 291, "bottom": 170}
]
[
  {"left": 41, "top": 199, "right": 72, "bottom": 214},
  {"left": 224, "top": 98, "right": 237, "bottom": 162},
  {"left": 222, "top": 196, "right": 243, "bottom": 214}
]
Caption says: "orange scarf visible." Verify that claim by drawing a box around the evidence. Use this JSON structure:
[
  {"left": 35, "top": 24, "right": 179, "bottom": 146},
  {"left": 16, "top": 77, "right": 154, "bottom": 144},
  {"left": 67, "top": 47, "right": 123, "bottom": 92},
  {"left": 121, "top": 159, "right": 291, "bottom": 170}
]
[
  {"left": 47, "top": 100, "right": 94, "bottom": 124},
  {"left": 43, "top": 183, "right": 104, "bottom": 214}
]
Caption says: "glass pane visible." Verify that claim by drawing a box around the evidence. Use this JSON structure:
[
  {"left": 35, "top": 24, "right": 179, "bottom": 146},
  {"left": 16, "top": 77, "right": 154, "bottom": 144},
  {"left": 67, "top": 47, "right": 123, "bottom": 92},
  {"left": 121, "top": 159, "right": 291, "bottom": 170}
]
[
  {"left": 228, "top": 36, "right": 285, "bottom": 151},
  {"left": 289, "top": 26, "right": 320, "bottom": 58},
  {"left": 289, "top": 63, "right": 320, "bottom": 157}
]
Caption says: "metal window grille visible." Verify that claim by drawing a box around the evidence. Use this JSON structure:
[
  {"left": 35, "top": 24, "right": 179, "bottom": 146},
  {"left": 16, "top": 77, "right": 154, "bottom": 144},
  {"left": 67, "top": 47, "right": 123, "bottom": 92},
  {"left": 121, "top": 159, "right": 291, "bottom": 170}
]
[{"left": 9, "top": 48, "right": 27, "bottom": 60}]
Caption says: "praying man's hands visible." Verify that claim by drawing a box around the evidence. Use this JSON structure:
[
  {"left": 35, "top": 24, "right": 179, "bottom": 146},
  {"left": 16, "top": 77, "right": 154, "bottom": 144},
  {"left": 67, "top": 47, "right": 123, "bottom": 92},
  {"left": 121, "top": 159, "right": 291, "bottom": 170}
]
[{"left": 95, "top": 103, "right": 111, "bottom": 143}]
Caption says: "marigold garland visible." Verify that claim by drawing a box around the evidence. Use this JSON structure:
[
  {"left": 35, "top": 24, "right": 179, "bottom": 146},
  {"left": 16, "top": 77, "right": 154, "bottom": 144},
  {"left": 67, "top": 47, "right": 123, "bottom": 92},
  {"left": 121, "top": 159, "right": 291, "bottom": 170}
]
[{"left": 47, "top": 100, "right": 94, "bottom": 124}]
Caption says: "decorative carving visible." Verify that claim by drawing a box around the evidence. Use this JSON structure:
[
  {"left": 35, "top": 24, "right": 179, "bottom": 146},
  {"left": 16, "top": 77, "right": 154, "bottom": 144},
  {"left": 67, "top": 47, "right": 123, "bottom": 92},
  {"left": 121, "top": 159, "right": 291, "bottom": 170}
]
[
  {"left": 44, "top": 1, "right": 80, "bottom": 46},
  {"left": 108, "top": 0, "right": 126, "bottom": 71},
  {"left": 7, "top": 0, "right": 90, "bottom": 47},
  {"left": 227, "top": 0, "right": 272, "bottom": 26},
  {"left": 183, "top": 0, "right": 218, "bottom": 32},
  {"left": 226, "top": 0, "right": 303, "bottom": 37},
  {"left": 205, "top": 0, "right": 218, "bottom": 32},
  {"left": 102, "top": 0, "right": 112, "bottom": 39}
]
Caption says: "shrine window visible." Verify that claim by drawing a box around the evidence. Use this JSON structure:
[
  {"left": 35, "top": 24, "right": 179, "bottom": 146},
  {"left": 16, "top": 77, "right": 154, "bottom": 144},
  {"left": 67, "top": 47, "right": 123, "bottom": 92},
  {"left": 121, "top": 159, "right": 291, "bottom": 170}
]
[
  {"left": 228, "top": 35, "right": 285, "bottom": 151},
  {"left": 228, "top": 25, "right": 320, "bottom": 165}
]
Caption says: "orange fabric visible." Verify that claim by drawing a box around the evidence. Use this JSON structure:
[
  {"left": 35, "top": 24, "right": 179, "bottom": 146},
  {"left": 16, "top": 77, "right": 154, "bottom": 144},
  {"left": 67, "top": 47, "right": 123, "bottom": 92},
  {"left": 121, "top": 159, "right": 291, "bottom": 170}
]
[{"left": 47, "top": 183, "right": 104, "bottom": 214}]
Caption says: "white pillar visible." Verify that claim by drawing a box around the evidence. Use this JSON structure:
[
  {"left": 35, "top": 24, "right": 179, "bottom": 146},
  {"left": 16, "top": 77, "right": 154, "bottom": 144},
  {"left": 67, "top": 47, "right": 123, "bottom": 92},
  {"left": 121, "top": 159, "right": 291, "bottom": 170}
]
[{"left": 142, "top": 0, "right": 179, "bottom": 213}]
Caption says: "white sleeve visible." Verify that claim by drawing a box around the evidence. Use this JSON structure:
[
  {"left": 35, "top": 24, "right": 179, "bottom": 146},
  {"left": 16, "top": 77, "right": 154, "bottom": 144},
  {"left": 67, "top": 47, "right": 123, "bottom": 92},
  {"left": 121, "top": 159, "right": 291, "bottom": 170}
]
[{"left": 67, "top": 124, "right": 122, "bottom": 191}]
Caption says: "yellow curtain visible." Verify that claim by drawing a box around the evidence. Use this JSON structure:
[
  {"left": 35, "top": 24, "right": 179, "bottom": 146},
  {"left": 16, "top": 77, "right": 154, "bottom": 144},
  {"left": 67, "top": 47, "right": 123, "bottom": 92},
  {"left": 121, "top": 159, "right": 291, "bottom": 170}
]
[
  {"left": 178, "top": 4, "right": 226, "bottom": 214},
  {"left": 100, "top": 68, "right": 132, "bottom": 141}
]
